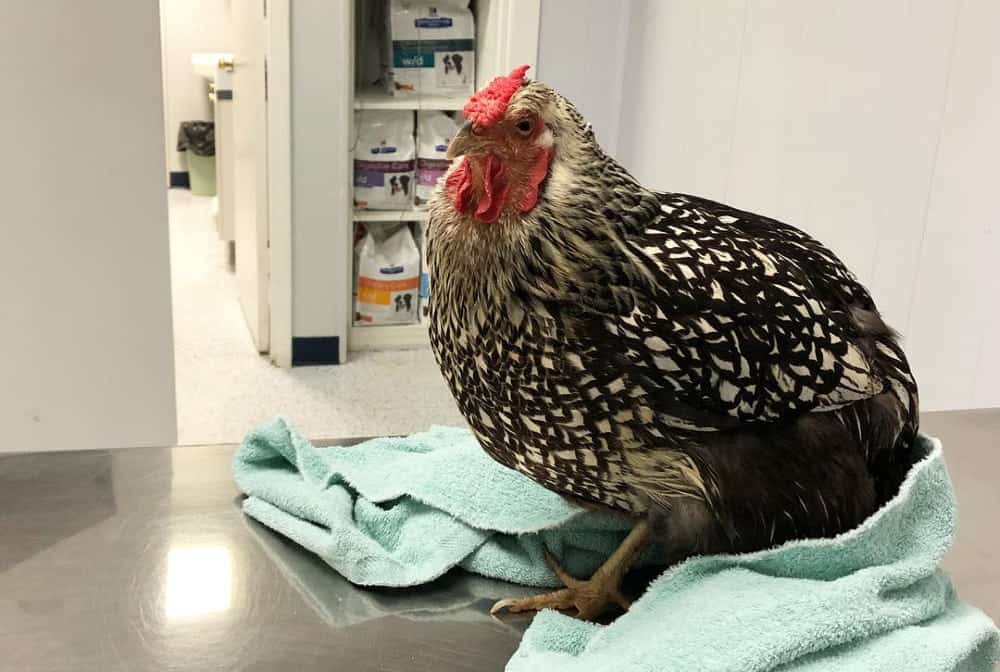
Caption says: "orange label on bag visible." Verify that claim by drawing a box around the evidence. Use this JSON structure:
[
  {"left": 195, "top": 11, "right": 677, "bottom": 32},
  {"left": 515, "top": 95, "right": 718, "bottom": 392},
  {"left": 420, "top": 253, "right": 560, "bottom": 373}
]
[
  {"left": 358, "top": 286, "right": 389, "bottom": 305},
  {"left": 357, "top": 276, "right": 419, "bottom": 306},
  {"left": 358, "top": 277, "right": 419, "bottom": 292}
]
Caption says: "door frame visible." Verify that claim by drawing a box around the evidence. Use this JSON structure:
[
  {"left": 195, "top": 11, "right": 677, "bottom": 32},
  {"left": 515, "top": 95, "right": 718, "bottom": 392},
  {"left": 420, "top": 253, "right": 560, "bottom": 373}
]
[
  {"left": 492, "top": 0, "right": 542, "bottom": 71},
  {"left": 265, "top": 0, "right": 293, "bottom": 367}
]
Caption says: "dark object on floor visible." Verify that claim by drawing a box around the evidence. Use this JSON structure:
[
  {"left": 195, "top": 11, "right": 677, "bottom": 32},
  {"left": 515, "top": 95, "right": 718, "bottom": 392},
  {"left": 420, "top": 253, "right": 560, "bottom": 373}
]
[{"left": 429, "top": 66, "right": 920, "bottom": 617}]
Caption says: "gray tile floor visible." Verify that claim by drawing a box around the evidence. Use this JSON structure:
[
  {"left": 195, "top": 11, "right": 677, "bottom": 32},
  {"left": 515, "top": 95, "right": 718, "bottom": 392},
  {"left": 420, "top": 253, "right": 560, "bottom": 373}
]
[{"left": 168, "top": 189, "right": 465, "bottom": 445}]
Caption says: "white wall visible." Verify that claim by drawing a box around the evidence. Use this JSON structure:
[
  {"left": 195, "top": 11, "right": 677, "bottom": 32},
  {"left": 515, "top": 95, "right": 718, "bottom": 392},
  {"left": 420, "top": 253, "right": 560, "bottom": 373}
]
[
  {"left": 0, "top": 0, "right": 178, "bottom": 451},
  {"left": 160, "top": 0, "right": 232, "bottom": 175},
  {"left": 289, "top": 0, "right": 353, "bottom": 359},
  {"left": 609, "top": 0, "right": 999, "bottom": 412},
  {"left": 536, "top": 0, "right": 630, "bottom": 156},
  {"left": 904, "top": 0, "right": 1000, "bottom": 411}
]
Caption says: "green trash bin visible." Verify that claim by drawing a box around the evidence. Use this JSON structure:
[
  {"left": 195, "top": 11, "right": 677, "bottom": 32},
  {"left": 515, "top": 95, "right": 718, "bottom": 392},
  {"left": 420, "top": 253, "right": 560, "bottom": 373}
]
[
  {"left": 187, "top": 151, "right": 217, "bottom": 196},
  {"left": 177, "top": 121, "right": 216, "bottom": 196}
]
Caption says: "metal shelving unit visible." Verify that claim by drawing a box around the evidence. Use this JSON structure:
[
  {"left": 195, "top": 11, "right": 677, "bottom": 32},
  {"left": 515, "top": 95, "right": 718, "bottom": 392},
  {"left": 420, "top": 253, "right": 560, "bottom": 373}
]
[
  {"left": 354, "top": 87, "right": 465, "bottom": 112},
  {"left": 349, "top": 321, "right": 429, "bottom": 351},
  {"left": 342, "top": 0, "right": 540, "bottom": 358},
  {"left": 353, "top": 208, "right": 430, "bottom": 222}
]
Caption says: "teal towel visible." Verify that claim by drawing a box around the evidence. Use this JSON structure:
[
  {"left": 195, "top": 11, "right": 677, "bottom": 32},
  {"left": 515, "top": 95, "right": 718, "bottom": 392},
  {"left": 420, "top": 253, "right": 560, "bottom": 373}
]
[
  {"left": 234, "top": 419, "right": 651, "bottom": 588},
  {"left": 233, "top": 417, "right": 1000, "bottom": 671}
]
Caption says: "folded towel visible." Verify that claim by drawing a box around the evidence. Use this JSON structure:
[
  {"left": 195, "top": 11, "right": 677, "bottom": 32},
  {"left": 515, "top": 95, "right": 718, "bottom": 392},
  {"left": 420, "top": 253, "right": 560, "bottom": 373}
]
[
  {"left": 234, "top": 419, "right": 655, "bottom": 589},
  {"left": 234, "top": 418, "right": 1000, "bottom": 671}
]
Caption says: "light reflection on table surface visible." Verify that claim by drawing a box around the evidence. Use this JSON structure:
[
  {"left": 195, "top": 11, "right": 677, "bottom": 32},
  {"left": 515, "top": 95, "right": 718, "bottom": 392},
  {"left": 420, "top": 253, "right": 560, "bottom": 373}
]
[{"left": 0, "top": 441, "right": 531, "bottom": 672}]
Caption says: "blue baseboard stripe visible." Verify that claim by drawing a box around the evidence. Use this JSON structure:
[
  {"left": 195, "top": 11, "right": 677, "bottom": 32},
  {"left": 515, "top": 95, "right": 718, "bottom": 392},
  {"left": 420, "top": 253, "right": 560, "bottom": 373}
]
[
  {"left": 169, "top": 171, "right": 190, "bottom": 188},
  {"left": 292, "top": 337, "right": 341, "bottom": 366}
]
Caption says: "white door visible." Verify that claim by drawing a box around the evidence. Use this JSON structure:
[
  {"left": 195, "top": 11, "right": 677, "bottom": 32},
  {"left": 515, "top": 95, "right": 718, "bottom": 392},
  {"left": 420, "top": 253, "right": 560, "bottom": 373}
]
[
  {"left": 231, "top": 0, "right": 270, "bottom": 352},
  {"left": 0, "top": 0, "right": 177, "bottom": 451}
]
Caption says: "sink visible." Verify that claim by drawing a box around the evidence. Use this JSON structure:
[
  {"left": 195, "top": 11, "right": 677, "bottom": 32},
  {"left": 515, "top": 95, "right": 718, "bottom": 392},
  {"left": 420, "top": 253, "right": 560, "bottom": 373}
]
[{"left": 191, "top": 52, "right": 233, "bottom": 81}]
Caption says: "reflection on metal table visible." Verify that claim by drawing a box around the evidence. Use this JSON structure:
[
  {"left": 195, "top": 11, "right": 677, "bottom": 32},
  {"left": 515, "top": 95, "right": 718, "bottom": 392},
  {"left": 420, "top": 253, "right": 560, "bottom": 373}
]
[{"left": 0, "top": 439, "right": 536, "bottom": 672}]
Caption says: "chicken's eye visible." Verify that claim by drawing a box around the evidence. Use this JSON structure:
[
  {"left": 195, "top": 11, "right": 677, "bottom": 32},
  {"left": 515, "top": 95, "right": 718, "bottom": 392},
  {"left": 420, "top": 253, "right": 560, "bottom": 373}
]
[{"left": 514, "top": 119, "right": 533, "bottom": 135}]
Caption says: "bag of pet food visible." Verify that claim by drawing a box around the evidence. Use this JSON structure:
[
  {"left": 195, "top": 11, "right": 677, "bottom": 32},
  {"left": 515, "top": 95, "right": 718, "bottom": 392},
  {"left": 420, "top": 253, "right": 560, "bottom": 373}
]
[
  {"left": 415, "top": 110, "right": 459, "bottom": 207},
  {"left": 354, "top": 224, "right": 420, "bottom": 325},
  {"left": 387, "top": 0, "right": 475, "bottom": 98},
  {"left": 354, "top": 110, "right": 415, "bottom": 210}
]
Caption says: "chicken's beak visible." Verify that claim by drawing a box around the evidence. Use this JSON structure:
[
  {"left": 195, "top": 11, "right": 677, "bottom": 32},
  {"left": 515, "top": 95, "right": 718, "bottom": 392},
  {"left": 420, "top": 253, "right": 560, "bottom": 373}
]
[{"left": 446, "top": 121, "right": 475, "bottom": 159}]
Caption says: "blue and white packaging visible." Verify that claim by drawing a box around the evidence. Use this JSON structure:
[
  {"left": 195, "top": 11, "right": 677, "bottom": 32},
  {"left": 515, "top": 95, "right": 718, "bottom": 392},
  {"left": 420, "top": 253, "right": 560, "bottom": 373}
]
[
  {"left": 354, "top": 110, "right": 415, "bottom": 210},
  {"left": 415, "top": 110, "right": 459, "bottom": 207},
  {"left": 388, "top": 0, "right": 475, "bottom": 98}
]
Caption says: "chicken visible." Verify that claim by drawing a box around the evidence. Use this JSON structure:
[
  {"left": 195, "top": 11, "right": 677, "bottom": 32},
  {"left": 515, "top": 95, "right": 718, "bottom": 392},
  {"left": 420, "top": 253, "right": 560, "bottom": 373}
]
[{"left": 426, "top": 66, "right": 919, "bottom": 620}]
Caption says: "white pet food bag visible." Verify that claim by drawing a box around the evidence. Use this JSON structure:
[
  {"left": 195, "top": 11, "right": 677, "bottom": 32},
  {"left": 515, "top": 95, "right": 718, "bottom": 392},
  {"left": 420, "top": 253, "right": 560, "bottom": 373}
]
[
  {"left": 354, "top": 110, "right": 415, "bottom": 210},
  {"left": 351, "top": 222, "right": 369, "bottom": 309},
  {"left": 415, "top": 111, "right": 459, "bottom": 207},
  {"left": 354, "top": 224, "right": 421, "bottom": 325},
  {"left": 387, "top": 0, "right": 475, "bottom": 97}
]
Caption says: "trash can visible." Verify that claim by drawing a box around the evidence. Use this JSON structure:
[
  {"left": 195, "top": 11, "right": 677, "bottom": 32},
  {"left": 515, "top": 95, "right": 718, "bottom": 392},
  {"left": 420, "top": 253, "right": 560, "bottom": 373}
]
[{"left": 177, "top": 121, "right": 216, "bottom": 196}]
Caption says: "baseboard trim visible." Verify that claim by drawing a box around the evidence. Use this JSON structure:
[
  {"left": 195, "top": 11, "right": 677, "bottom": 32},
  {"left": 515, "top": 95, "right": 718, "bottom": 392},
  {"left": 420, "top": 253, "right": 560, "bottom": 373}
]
[
  {"left": 169, "top": 171, "right": 190, "bottom": 188},
  {"left": 292, "top": 336, "right": 341, "bottom": 366}
]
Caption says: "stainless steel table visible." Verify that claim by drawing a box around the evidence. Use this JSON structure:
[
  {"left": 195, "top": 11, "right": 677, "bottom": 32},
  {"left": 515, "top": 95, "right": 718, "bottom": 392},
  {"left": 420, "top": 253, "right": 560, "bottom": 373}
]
[
  {"left": 1, "top": 410, "right": 997, "bottom": 671},
  {"left": 0, "top": 437, "right": 536, "bottom": 672}
]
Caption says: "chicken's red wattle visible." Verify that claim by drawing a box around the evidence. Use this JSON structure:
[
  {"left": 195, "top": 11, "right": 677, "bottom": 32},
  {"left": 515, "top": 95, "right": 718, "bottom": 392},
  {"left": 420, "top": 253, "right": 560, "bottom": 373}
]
[
  {"left": 447, "top": 154, "right": 515, "bottom": 224},
  {"left": 446, "top": 157, "right": 473, "bottom": 214},
  {"left": 475, "top": 154, "right": 509, "bottom": 222}
]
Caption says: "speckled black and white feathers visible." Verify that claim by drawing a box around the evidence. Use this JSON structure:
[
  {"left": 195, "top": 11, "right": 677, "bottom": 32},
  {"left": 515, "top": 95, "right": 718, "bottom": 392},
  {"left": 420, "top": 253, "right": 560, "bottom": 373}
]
[{"left": 426, "top": 81, "right": 919, "bottom": 551}]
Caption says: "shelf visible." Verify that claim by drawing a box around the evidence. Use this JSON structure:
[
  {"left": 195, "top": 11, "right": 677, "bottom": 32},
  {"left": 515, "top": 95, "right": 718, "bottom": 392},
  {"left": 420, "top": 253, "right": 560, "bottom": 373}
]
[
  {"left": 353, "top": 208, "right": 430, "bottom": 222},
  {"left": 350, "top": 322, "right": 429, "bottom": 351},
  {"left": 354, "top": 87, "right": 466, "bottom": 111}
]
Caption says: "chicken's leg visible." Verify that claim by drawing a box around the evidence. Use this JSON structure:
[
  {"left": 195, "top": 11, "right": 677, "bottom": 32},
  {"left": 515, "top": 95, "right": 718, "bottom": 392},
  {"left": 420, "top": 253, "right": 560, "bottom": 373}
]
[{"left": 490, "top": 520, "right": 651, "bottom": 621}]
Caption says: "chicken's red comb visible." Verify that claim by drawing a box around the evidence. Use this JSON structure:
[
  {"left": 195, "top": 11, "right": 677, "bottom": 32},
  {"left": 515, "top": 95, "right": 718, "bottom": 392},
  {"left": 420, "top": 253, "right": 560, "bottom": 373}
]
[{"left": 463, "top": 65, "right": 531, "bottom": 127}]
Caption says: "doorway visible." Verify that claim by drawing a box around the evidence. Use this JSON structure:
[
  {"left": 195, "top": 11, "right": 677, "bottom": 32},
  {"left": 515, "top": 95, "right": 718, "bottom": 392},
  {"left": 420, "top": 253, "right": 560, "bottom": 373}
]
[
  {"left": 160, "top": 0, "right": 277, "bottom": 444},
  {"left": 158, "top": 0, "right": 481, "bottom": 446}
]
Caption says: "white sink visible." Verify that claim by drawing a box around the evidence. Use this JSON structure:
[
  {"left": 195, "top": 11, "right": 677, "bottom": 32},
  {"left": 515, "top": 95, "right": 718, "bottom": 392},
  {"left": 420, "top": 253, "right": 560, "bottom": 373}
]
[{"left": 191, "top": 52, "right": 232, "bottom": 81}]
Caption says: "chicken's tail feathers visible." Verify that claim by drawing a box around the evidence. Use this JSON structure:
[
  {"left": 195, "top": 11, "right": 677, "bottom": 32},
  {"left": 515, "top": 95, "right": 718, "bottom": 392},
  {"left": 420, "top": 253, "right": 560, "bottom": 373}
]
[{"left": 842, "top": 332, "right": 920, "bottom": 506}]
